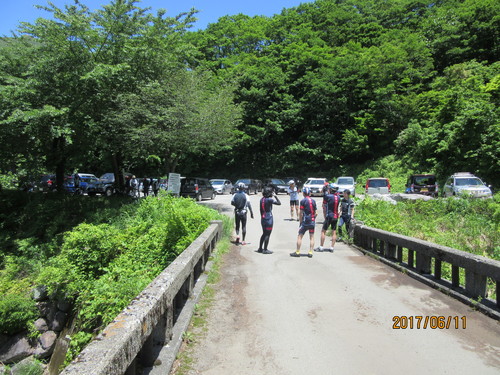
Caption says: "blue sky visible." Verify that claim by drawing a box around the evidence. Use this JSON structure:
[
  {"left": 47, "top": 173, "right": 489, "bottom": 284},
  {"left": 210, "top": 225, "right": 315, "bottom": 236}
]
[{"left": 1, "top": 0, "right": 313, "bottom": 36}]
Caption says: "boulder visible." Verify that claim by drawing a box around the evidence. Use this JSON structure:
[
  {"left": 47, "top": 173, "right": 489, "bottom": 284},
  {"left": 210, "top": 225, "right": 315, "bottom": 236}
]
[
  {"left": 33, "top": 286, "right": 48, "bottom": 302},
  {"left": 34, "top": 331, "right": 57, "bottom": 359},
  {"left": 37, "top": 301, "right": 56, "bottom": 319},
  {"left": 0, "top": 333, "right": 34, "bottom": 364},
  {"left": 34, "top": 318, "right": 49, "bottom": 333},
  {"left": 392, "top": 193, "right": 434, "bottom": 202},
  {"left": 57, "top": 298, "right": 72, "bottom": 313},
  {"left": 370, "top": 193, "right": 397, "bottom": 205},
  {"left": 50, "top": 311, "right": 67, "bottom": 332}
]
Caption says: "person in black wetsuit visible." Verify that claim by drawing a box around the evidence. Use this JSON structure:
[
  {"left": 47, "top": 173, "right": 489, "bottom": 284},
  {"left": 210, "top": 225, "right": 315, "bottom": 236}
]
[
  {"left": 231, "top": 182, "right": 254, "bottom": 245},
  {"left": 257, "top": 186, "right": 281, "bottom": 254}
]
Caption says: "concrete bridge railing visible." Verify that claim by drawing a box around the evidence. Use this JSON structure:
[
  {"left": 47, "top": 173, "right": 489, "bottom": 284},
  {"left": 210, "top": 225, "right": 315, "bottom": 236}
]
[
  {"left": 60, "top": 220, "right": 223, "bottom": 375},
  {"left": 353, "top": 223, "right": 500, "bottom": 317}
]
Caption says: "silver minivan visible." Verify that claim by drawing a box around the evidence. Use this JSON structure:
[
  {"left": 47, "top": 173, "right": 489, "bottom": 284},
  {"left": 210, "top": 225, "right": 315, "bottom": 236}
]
[
  {"left": 443, "top": 172, "right": 492, "bottom": 198},
  {"left": 365, "top": 178, "right": 391, "bottom": 195}
]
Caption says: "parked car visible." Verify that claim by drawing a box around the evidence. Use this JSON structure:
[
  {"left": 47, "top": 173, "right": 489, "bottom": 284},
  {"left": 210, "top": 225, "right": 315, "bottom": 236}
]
[
  {"left": 303, "top": 178, "right": 328, "bottom": 196},
  {"left": 263, "top": 178, "right": 288, "bottom": 194},
  {"left": 234, "top": 179, "right": 259, "bottom": 195},
  {"left": 443, "top": 172, "right": 492, "bottom": 198},
  {"left": 405, "top": 174, "right": 438, "bottom": 197},
  {"left": 365, "top": 178, "right": 391, "bottom": 195},
  {"left": 210, "top": 179, "right": 233, "bottom": 195},
  {"left": 333, "top": 176, "right": 356, "bottom": 197},
  {"left": 64, "top": 173, "right": 100, "bottom": 195},
  {"left": 181, "top": 177, "right": 216, "bottom": 201}
]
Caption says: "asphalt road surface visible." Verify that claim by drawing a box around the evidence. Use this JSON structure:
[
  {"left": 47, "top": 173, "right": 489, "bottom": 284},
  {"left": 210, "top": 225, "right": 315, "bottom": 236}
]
[{"left": 173, "top": 193, "right": 500, "bottom": 375}]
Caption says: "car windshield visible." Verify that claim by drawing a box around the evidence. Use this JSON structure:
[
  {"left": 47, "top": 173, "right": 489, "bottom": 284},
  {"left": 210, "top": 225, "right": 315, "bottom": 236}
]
[
  {"left": 413, "top": 176, "right": 436, "bottom": 185},
  {"left": 368, "top": 179, "right": 388, "bottom": 188},
  {"left": 210, "top": 180, "right": 224, "bottom": 186},
  {"left": 236, "top": 179, "right": 250, "bottom": 184},
  {"left": 182, "top": 178, "right": 198, "bottom": 185},
  {"left": 307, "top": 180, "right": 325, "bottom": 185},
  {"left": 455, "top": 178, "right": 483, "bottom": 186},
  {"left": 100, "top": 173, "right": 114, "bottom": 180},
  {"left": 337, "top": 178, "right": 354, "bottom": 185},
  {"left": 272, "top": 179, "right": 285, "bottom": 185}
]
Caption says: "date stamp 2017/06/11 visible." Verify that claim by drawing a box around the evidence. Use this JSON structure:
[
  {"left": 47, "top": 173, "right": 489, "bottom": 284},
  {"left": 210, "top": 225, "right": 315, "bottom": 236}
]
[{"left": 392, "top": 316, "right": 466, "bottom": 329}]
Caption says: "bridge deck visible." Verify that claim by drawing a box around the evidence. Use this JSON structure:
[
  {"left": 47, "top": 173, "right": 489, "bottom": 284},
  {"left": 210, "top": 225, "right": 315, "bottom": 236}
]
[{"left": 178, "top": 194, "right": 500, "bottom": 375}]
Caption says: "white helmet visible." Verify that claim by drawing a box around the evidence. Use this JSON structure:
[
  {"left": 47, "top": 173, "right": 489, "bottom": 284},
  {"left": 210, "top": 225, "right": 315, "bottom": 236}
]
[
  {"left": 288, "top": 180, "right": 295, "bottom": 185},
  {"left": 237, "top": 182, "right": 246, "bottom": 190}
]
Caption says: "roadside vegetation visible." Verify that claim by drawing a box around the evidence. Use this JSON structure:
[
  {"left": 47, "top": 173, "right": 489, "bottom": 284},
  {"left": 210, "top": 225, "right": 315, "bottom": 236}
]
[{"left": 0, "top": 191, "right": 226, "bottom": 364}]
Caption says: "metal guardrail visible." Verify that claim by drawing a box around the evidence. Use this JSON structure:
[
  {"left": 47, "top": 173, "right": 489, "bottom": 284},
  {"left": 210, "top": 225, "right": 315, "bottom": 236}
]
[
  {"left": 61, "top": 220, "right": 223, "bottom": 375},
  {"left": 353, "top": 223, "right": 500, "bottom": 314}
]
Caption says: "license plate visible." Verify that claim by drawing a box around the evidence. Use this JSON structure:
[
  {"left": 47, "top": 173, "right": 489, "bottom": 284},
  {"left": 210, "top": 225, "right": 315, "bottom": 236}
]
[{"left": 421, "top": 188, "right": 428, "bottom": 192}]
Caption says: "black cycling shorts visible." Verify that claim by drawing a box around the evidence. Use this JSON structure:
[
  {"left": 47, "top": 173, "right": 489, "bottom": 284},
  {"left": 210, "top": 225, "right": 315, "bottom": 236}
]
[{"left": 322, "top": 216, "right": 338, "bottom": 231}]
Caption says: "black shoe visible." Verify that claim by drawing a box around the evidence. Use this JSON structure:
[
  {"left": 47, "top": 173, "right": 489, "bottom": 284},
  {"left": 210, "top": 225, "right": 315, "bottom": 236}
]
[
  {"left": 290, "top": 252, "right": 300, "bottom": 257},
  {"left": 307, "top": 252, "right": 313, "bottom": 258},
  {"left": 262, "top": 249, "right": 273, "bottom": 255},
  {"left": 257, "top": 248, "right": 263, "bottom": 253}
]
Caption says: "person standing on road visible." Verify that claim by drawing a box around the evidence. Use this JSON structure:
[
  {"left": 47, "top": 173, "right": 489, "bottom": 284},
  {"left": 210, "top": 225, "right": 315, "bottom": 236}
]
[
  {"left": 143, "top": 177, "right": 151, "bottom": 197},
  {"left": 231, "top": 183, "right": 254, "bottom": 245},
  {"left": 315, "top": 184, "right": 341, "bottom": 252},
  {"left": 130, "top": 175, "right": 138, "bottom": 198},
  {"left": 73, "top": 171, "right": 81, "bottom": 195},
  {"left": 338, "top": 189, "right": 355, "bottom": 242},
  {"left": 287, "top": 180, "right": 300, "bottom": 221},
  {"left": 152, "top": 178, "right": 160, "bottom": 197},
  {"left": 291, "top": 187, "right": 317, "bottom": 258},
  {"left": 257, "top": 187, "right": 281, "bottom": 254}
]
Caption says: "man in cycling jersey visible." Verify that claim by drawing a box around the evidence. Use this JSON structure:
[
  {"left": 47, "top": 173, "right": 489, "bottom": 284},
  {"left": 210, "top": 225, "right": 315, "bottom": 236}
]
[
  {"left": 291, "top": 187, "right": 317, "bottom": 258},
  {"left": 315, "top": 184, "right": 340, "bottom": 252},
  {"left": 231, "top": 182, "right": 254, "bottom": 245},
  {"left": 287, "top": 180, "right": 300, "bottom": 221},
  {"left": 257, "top": 187, "right": 281, "bottom": 254}
]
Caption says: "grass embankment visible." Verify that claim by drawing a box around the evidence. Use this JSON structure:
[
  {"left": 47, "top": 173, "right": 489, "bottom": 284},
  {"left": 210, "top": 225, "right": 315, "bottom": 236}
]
[
  {"left": 356, "top": 195, "right": 500, "bottom": 299},
  {"left": 0, "top": 191, "right": 228, "bottom": 365}
]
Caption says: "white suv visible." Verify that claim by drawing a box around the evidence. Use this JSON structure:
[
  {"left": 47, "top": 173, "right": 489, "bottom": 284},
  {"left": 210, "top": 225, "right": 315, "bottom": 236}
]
[
  {"left": 303, "top": 178, "right": 328, "bottom": 196},
  {"left": 443, "top": 172, "right": 492, "bottom": 198}
]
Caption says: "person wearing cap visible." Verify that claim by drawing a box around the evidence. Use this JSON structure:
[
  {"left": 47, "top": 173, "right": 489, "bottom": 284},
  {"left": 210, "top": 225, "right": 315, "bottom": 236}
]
[
  {"left": 338, "top": 189, "right": 355, "bottom": 242},
  {"left": 287, "top": 180, "right": 300, "bottom": 221},
  {"left": 231, "top": 182, "right": 254, "bottom": 245},
  {"left": 315, "top": 184, "right": 341, "bottom": 252},
  {"left": 291, "top": 187, "right": 317, "bottom": 258},
  {"left": 257, "top": 186, "right": 281, "bottom": 254}
]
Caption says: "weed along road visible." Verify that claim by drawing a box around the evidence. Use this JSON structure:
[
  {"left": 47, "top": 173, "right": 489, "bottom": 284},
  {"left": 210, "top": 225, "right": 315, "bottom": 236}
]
[{"left": 177, "top": 194, "right": 500, "bottom": 375}]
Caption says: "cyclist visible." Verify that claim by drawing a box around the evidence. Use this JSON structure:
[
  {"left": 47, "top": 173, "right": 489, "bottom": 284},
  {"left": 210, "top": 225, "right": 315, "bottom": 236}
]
[
  {"left": 315, "top": 184, "right": 340, "bottom": 252},
  {"left": 287, "top": 180, "right": 300, "bottom": 221},
  {"left": 231, "top": 183, "right": 254, "bottom": 245},
  {"left": 257, "top": 186, "right": 281, "bottom": 254},
  {"left": 338, "top": 189, "right": 355, "bottom": 242},
  {"left": 291, "top": 187, "right": 317, "bottom": 258}
]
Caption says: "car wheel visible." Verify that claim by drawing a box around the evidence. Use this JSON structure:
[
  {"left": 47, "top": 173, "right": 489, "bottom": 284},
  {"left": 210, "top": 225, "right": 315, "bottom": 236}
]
[
  {"left": 211, "top": 192, "right": 216, "bottom": 200},
  {"left": 105, "top": 187, "right": 113, "bottom": 197},
  {"left": 197, "top": 193, "right": 202, "bottom": 201}
]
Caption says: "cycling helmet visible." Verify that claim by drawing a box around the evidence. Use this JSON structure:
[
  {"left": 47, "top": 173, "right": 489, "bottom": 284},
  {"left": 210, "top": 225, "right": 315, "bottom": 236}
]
[
  {"left": 288, "top": 180, "right": 295, "bottom": 185},
  {"left": 303, "top": 187, "right": 311, "bottom": 196},
  {"left": 237, "top": 182, "right": 246, "bottom": 191},
  {"left": 330, "top": 183, "right": 339, "bottom": 192},
  {"left": 263, "top": 186, "right": 274, "bottom": 198}
]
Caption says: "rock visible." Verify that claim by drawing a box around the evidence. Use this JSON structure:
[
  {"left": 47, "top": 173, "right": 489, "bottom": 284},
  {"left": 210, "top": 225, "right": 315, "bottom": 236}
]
[
  {"left": 57, "top": 298, "right": 72, "bottom": 313},
  {"left": 10, "top": 356, "right": 44, "bottom": 375},
  {"left": 33, "top": 286, "right": 48, "bottom": 302},
  {"left": 392, "top": 193, "right": 434, "bottom": 202},
  {"left": 0, "top": 333, "right": 34, "bottom": 364},
  {"left": 37, "top": 302, "right": 56, "bottom": 319},
  {"left": 370, "top": 193, "right": 397, "bottom": 205},
  {"left": 50, "top": 311, "right": 67, "bottom": 332},
  {"left": 34, "top": 331, "right": 57, "bottom": 359},
  {"left": 34, "top": 318, "right": 49, "bottom": 333}
]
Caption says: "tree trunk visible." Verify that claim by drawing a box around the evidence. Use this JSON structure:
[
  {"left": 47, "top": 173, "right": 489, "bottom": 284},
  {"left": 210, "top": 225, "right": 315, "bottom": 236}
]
[
  {"left": 112, "top": 153, "right": 124, "bottom": 189},
  {"left": 52, "top": 137, "right": 66, "bottom": 193}
]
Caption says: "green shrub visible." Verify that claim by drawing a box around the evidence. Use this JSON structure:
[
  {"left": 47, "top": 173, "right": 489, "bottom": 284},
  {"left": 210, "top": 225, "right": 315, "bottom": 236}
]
[{"left": 0, "top": 294, "right": 37, "bottom": 335}]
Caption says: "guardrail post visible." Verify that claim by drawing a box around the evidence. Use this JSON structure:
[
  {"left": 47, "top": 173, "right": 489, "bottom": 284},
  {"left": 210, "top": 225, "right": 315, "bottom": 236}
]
[
  {"left": 452, "top": 265, "right": 460, "bottom": 287},
  {"left": 416, "top": 253, "right": 431, "bottom": 274},
  {"left": 435, "top": 259, "right": 442, "bottom": 280},
  {"left": 465, "top": 269, "right": 487, "bottom": 298},
  {"left": 396, "top": 246, "right": 403, "bottom": 263},
  {"left": 386, "top": 243, "right": 397, "bottom": 260},
  {"left": 497, "top": 281, "right": 500, "bottom": 307},
  {"left": 408, "top": 250, "right": 414, "bottom": 268}
]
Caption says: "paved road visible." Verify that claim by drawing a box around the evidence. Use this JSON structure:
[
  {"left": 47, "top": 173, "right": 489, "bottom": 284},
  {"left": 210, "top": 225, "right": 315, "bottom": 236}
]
[{"left": 177, "top": 193, "right": 500, "bottom": 375}]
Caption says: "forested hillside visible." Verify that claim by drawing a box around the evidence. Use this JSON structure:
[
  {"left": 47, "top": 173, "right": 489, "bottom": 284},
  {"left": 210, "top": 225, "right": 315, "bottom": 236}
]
[
  {"left": 187, "top": 0, "right": 499, "bottom": 185},
  {"left": 0, "top": 0, "right": 498, "bottom": 186}
]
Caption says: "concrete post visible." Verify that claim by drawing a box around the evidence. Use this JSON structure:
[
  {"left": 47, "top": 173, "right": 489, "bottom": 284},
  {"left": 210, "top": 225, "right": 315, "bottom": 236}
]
[
  {"left": 396, "top": 246, "right": 403, "bottom": 263},
  {"left": 416, "top": 252, "right": 432, "bottom": 274},
  {"left": 434, "top": 259, "right": 442, "bottom": 280},
  {"left": 408, "top": 250, "right": 414, "bottom": 268},
  {"left": 452, "top": 265, "right": 460, "bottom": 287},
  {"left": 386, "top": 243, "right": 397, "bottom": 259},
  {"left": 465, "top": 269, "right": 487, "bottom": 298}
]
